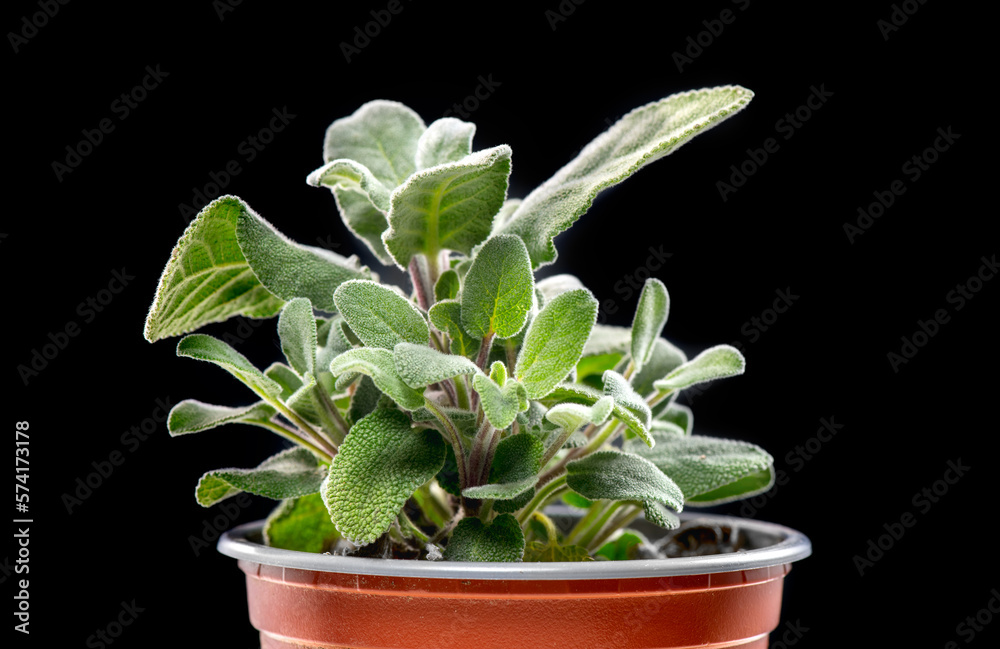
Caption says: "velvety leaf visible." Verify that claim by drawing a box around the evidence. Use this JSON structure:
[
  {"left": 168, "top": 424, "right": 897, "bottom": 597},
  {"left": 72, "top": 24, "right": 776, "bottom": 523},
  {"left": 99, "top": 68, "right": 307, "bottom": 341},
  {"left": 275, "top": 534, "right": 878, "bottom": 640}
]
[
  {"left": 277, "top": 298, "right": 317, "bottom": 378},
  {"left": 687, "top": 468, "right": 775, "bottom": 505},
  {"left": 235, "top": 208, "right": 370, "bottom": 311},
  {"left": 657, "top": 403, "right": 693, "bottom": 435},
  {"left": 630, "top": 338, "right": 687, "bottom": 398},
  {"left": 316, "top": 316, "right": 352, "bottom": 382},
  {"left": 415, "top": 117, "right": 476, "bottom": 170},
  {"left": 444, "top": 513, "right": 525, "bottom": 562},
  {"left": 603, "top": 370, "right": 653, "bottom": 447},
  {"left": 176, "top": 334, "right": 281, "bottom": 397},
  {"left": 330, "top": 185, "right": 394, "bottom": 265},
  {"left": 488, "top": 360, "right": 507, "bottom": 386},
  {"left": 329, "top": 347, "right": 425, "bottom": 411},
  {"left": 653, "top": 345, "right": 745, "bottom": 392},
  {"left": 393, "top": 342, "right": 480, "bottom": 388},
  {"left": 535, "top": 274, "right": 585, "bottom": 307},
  {"left": 643, "top": 501, "right": 681, "bottom": 530},
  {"left": 264, "top": 493, "right": 341, "bottom": 553},
  {"left": 434, "top": 269, "right": 461, "bottom": 302},
  {"left": 195, "top": 447, "right": 328, "bottom": 507},
  {"left": 462, "top": 433, "right": 542, "bottom": 500},
  {"left": 497, "top": 86, "right": 754, "bottom": 268},
  {"left": 383, "top": 146, "right": 512, "bottom": 268},
  {"left": 472, "top": 373, "right": 529, "bottom": 430},
  {"left": 286, "top": 374, "right": 322, "bottom": 425},
  {"left": 264, "top": 362, "right": 303, "bottom": 400},
  {"left": 596, "top": 531, "right": 644, "bottom": 561},
  {"left": 544, "top": 396, "right": 614, "bottom": 433},
  {"left": 516, "top": 288, "right": 598, "bottom": 399},
  {"left": 562, "top": 491, "right": 594, "bottom": 509},
  {"left": 630, "top": 279, "right": 669, "bottom": 373},
  {"left": 460, "top": 234, "right": 534, "bottom": 339},
  {"left": 167, "top": 400, "right": 276, "bottom": 436},
  {"left": 333, "top": 280, "right": 429, "bottom": 350},
  {"left": 347, "top": 375, "right": 382, "bottom": 427},
  {"left": 565, "top": 450, "right": 683, "bottom": 512},
  {"left": 143, "top": 196, "right": 284, "bottom": 342},
  {"left": 582, "top": 324, "right": 631, "bottom": 357},
  {"left": 306, "top": 158, "right": 391, "bottom": 212},
  {"left": 428, "top": 299, "right": 481, "bottom": 358},
  {"left": 323, "top": 409, "right": 446, "bottom": 545}
]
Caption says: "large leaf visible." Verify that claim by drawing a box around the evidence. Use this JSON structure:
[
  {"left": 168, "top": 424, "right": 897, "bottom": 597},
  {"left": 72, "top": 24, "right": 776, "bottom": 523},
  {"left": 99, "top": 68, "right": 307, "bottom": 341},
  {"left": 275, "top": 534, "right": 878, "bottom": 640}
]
[
  {"left": 235, "top": 208, "right": 370, "bottom": 311},
  {"left": 176, "top": 334, "right": 281, "bottom": 397},
  {"left": 393, "top": 342, "right": 480, "bottom": 388},
  {"left": 167, "top": 400, "right": 275, "bottom": 436},
  {"left": 460, "top": 234, "right": 534, "bottom": 339},
  {"left": 323, "top": 409, "right": 446, "bottom": 545},
  {"left": 630, "top": 279, "right": 669, "bottom": 373},
  {"left": 333, "top": 280, "right": 429, "bottom": 350},
  {"left": 565, "top": 450, "right": 684, "bottom": 513},
  {"left": 143, "top": 196, "right": 284, "bottom": 342},
  {"left": 498, "top": 86, "right": 753, "bottom": 268},
  {"left": 462, "top": 433, "right": 542, "bottom": 500},
  {"left": 277, "top": 298, "right": 317, "bottom": 378},
  {"left": 652, "top": 345, "right": 745, "bottom": 393},
  {"left": 195, "top": 447, "right": 328, "bottom": 507},
  {"left": 383, "top": 146, "right": 512, "bottom": 268},
  {"left": 415, "top": 117, "right": 476, "bottom": 170},
  {"left": 329, "top": 347, "right": 425, "bottom": 411},
  {"left": 516, "top": 288, "right": 598, "bottom": 399},
  {"left": 444, "top": 513, "right": 525, "bottom": 562},
  {"left": 263, "top": 493, "right": 341, "bottom": 553}
]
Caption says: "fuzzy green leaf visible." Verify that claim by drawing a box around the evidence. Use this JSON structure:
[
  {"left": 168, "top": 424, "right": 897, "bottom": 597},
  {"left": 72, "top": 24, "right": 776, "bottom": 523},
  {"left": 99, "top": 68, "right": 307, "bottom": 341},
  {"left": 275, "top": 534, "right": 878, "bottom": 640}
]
[
  {"left": 264, "top": 362, "right": 303, "bottom": 400},
  {"left": 306, "top": 158, "right": 391, "bottom": 212},
  {"left": 489, "top": 360, "right": 508, "bottom": 386},
  {"left": 264, "top": 493, "right": 341, "bottom": 553},
  {"left": 347, "top": 375, "right": 382, "bottom": 426},
  {"left": 383, "top": 146, "right": 512, "bottom": 268},
  {"left": 323, "top": 409, "right": 445, "bottom": 545},
  {"left": 630, "top": 279, "right": 669, "bottom": 373},
  {"left": 176, "top": 334, "right": 281, "bottom": 397},
  {"left": 472, "top": 374, "right": 529, "bottom": 430},
  {"left": 652, "top": 345, "right": 746, "bottom": 393},
  {"left": 603, "top": 370, "right": 653, "bottom": 447},
  {"left": 415, "top": 117, "right": 476, "bottom": 170},
  {"left": 195, "top": 447, "right": 327, "bottom": 507},
  {"left": 277, "top": 298, "right": 317, "bottom": 378},
  {"left": 596, "top": 531, "right": 644, "bottom": 561},
  {"left": 167, "top": 400, "right": 276, "bottom": 436},
  {"left": 428, "top": 299, "right": 481, "bottom": 358},
  {"left": 143, "top": 196, "right": 284, "bottom": 342},
  {"left": 329, "top": 347, "right": 425, "bottom": 411},
  {"left": 630, "top": 338, "right": 688, "bottom": 398},
  {"left": 235, "top": 208, "right": 370, "bottom": 311},
  {"left": 658, "top": 403, "right": 693, "bottom": 435},
  {"left": 498, "top": 86, "right": 754, "bottom": 269},
  {"left": 544, "top": 396, "right": 614, "bottom": 433},
  {"left": 444, "top": 513, "right": 525, "bottom": 562},
  {"left": 460, "top": 234, "right": 534, "bottom": 339},
  {"left": 565, "top": 450, "right": 683, "bottom": 512},
  {"left": 516, "top": 288, "right": 598, "bottom": 399},
  {"left": 535, "top": 274, "right": 586, "bottom": 307},
  {"left": 462, "top": 433, "right": 543, "bottom": 500},
  {"left": 393, "top": 342, "right": 480, "bottom": 388},
  {"left": 643, "top": 501, "right": 681, "bottom": 530},
  {"left": 333, "top": 280, "right": 429, "bottom": 350},
  {"left": 328, "top": 185, "right": 393, "bottom": 265},
  {"left": 434, "top": 269, "right": 461, "bottom": 302}
]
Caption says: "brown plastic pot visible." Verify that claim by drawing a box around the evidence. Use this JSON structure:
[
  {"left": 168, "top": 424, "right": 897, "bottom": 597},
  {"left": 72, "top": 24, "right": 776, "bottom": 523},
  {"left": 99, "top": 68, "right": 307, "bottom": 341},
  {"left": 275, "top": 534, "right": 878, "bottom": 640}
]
[{"left": 218, "top": 512, "right": 811, "bottom": 649}]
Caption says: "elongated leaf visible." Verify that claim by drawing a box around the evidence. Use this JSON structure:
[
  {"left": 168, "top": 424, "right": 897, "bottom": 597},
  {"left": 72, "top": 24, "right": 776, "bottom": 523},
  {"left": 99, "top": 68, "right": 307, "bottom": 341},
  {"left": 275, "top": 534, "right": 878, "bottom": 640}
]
[
  {"left": 597, "top": 531, "right": 645, "bottom": 561},
  {"left": 444, "top": 513, "right": 524, "bottom": 562},
  {"left": 329, "top": 347, "right": 425, "bottom": 411},
  {"left": 333, "top": 279, "right": 429, "bottom": 350},
  {"left": 264, "top": 362, "right": 303, "bottom": 400},
  {"left": 306, "top": 158, "right": 391, "bottom": 212},
  {"left": 393, "top": 342, "right": 480, "bottom": 388},
  {"left": 235, "top": 209, "right": 370, "bottom": 311},
  {"left": 144, "top": 196, "right": 284, "bottom": 342},
  {"left": 278, "top": 298, "right": 317, "bottom": 378},
  {"left": 428, "top": 299, "right": 481, "bottom": 358},
  {"left": 582, "top": 324, "right": 632, "bottom": 357},
  {"left": 472, "top": 373, "right": 529, "bottom": 430},
  {"left": 323, "top": 409, "right": 445, "bottom": 545},
  {"left": 630, "top": 279, "right": 669, "bottom": 373},
  {"left": 488, "top": 360, "right": 507, "bottom": 386},
  {"left": 603, "top": 370, "right": 652, "bottom": 447},
  {"left": 652, "top": 344, "right": 745, "bottom": 393},
  {"left": 264, "top": 493, "right": 341, "bottom": 553},
  {"left": 565, "top": 450, "right": 683, "bottom": 512},
  {"left": 498, "top": 86, "right": 754, "bottom": 268},
  {"left": 630, "top": 338, "right": 687, "bottom": 398},
  {"left": 176, "top": 334, "right": 281, "bottom": 397},
  {"left": 383, "top": 146, "right": 512, "bottom": 268},
  {"left": 167, "top": 400, "right": 276, "bottom": 436},
  {"left": 462, "top": 433, "right": 543, "bottom": 500},
  {"left": 460, "top": 234, "right": 534, "bottom": 339},
  {"left": 516, "top": 288, "right": 598, "bottom": 399},
  {"left": 544, "top": 397, "right": 614, "bottom": 433},
  {"left": 415, "top": 117, "right": 476, "bottom": 170},
  {"left": 195, "top": 447, "right": 328, "bottom": 507},
  {"left": 322, "top": 100, "right": 426, "bottom": 188},
  {"left": 329, "top": 185, "right": 393, "bottom": 264}
]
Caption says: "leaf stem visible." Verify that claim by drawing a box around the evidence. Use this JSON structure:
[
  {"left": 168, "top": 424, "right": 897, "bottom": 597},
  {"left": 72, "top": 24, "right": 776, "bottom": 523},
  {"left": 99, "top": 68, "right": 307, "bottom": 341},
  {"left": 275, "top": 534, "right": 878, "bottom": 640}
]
[
  {"left": 573, "top": 500, "right": 626, "bottom": 549},
  {"left": 412, "top": 482, "right": 452, "bottom": 529},
  {"left": 452, "top": 374, "right": 471, "bottom": 411},
  {"left": 255, "top": 419, "right": 333, "bottom": 463},
  {"left": 517, "top": 474, "right": 568, "bottom": 526},
  {"left": 313, "top": 384, "right": 348, "bottom": 446},
  {"left": 398, "top": 509, "right": 431, "bottom": 545},
  {"left": 478, "top": 499, "right": 494, "bottom": 523},
  {"left": 586, "top": 503, "right": 641, "bottom": 552},
  {"left": 423, "top": 398, "right": 467, "bottom": 490}
]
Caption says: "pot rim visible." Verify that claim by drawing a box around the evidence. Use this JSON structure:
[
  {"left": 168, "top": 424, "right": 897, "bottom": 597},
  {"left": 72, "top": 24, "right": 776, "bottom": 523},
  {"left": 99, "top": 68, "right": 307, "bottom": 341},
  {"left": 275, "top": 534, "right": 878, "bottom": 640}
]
[{"left": 217, "top": 511, "right": 811, "bottom": 581}]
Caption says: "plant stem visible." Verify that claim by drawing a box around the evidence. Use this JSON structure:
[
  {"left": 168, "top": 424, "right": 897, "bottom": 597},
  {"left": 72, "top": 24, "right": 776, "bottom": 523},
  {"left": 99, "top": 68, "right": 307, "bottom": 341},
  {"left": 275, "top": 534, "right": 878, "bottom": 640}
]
[
  {"left": 452, "top": 374, "right": 471, "bottom": 411},
  {"left": 517, "top": 474, "right": 568, "bottom": 526},
  {"left": 409, "top": 255, "right": 434, "bottom": 312},
  {"left": 574, "top": 500, "right": 626, "bottom": 549},
  {"left": 256, "top": 419, "right": 333, "bottom": 463},
  {"left": 467, "top": 418, "right": 495, "bottom": 487},
  {"left": 478, "top": 499, "right": 494, "bottom": 523},
  {"left": 586, "top": 504, "right": 641, "bottom": 552},
  {"left": 313, "top": 384, "right": 348, "bottom": 446},
  {"left": 423, "top": 398, "right": 467, "bottom": 490},
  {"left": 398, "top": 509, "right": 430, "bottom": 545},
  {"left": 540, "top": 425, "right": 578, "bottom": 468},
  {"left": 475, "top": 332, "right": 494, "bottom": 373},
  {"left": 412, "top": 482, "right": 451, "bottom": 529}
]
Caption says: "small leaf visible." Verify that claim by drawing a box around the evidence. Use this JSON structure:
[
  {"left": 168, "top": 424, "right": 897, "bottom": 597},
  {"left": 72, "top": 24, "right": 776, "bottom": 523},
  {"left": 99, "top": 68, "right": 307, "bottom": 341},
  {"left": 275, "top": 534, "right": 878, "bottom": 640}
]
[
  {"left": 462, "top": 433, "right": 543, "bottom": 500},
  {"left": 167, "top": 400, "right": 276, "bottom": 436},
  {"left": 323, "top": 409, "right": 446, "bottom": 545},
  {"left": 176, "top": 334, "right": 281, "bottom": 397},
  {"left": 347, "top": 375, "right": 382, "bottom": 426},
  {"left": 657, "top": 403, "right": 693, "bottom": 435},
  {"left": 333, "top": 279, "right": 429, "bottom": 350},
  {"left": 328, "top": 185, "right": 394, "bottom": 265},
  {"left": 277, "top": 298, "right": 317, "bottom": 378},
  {"left": 652, "top": 345, "right": 745, "bottom": 393},
  {"left": 143, "top": 196, "right": 284, "bottom": 342},
  {"left": 316, "top": 316, "right": 352, "bottom": 381},
  {"left": 565, "top": 450, "right": 683, "bottom": 512},
  {"left": 264, "top": 362, "right": 303, "bottom": 400},
  {"left": 562, "top": 491, "right": 594, "bottom": 509},
  {"left": 286, "top": 374, "right": 322, "bottom": 425},
  {"left": 489, "top": 360, "right": 507, "bottom": 386},
  {"left": 460, "top": 234, "right": 534, "bottom": 339},
  {"left": 434, "top": 269, "right": 461, "bottom": 302},
  {"left": 497, "top": 86, "right": 754, "bottom": 269},
  {"left": 472, "top": 374, "right": 529, "bottom": 430},
  {"left": 524, "top": 541, "right": 593, "bottom": 562},
  {"left": 603, "top": 370, "right": 653, "bottom": 447},
  {"left": 428, "top": 299, "right": 481, "bottom": 358},
  {"left": 630, "top": 338, "right": 688, "bottom": 398},
  {"left": 544, "top": 396, "right": 614, "bottom": 433},
  {"left": 596, "top": 531, "right": 645, "bottom": 561},
  {"left": 235, "top": 208, "right": 370, "bottom": 311},
  {"left": 582, "top": 324, "right": 632, "bottom": 357},
  {"left": 444, "top": 513, "right": 525, "bottom": 562},
  {"left": 306, "top": 158, "right": 391, "bottom": 212},
  {"left": 415, "top": 117, "right": 476, "bottom": 170},
  {"left": 516, "top": 288, "right": 598, "bottom": 399},
  {"left": 393, "top": 342, "right": 480, "bottom": 388},
  {"left": 643, "top": 501, "right": 681, "bottom": 530},
  {"left": 329, "top": 347, "right": 425, "bottom": 411},
  {"left": 195, "top": 447, "right": 328, "bottom": 507},
  {"left": 264, "top": 493, "right": 341, "bottom": 553},
  {"left": 630, "top": 279, "right": 669, "bottom": 373},
  {"left": 535, "top": 274, "right": 585, "bottom": 306}
]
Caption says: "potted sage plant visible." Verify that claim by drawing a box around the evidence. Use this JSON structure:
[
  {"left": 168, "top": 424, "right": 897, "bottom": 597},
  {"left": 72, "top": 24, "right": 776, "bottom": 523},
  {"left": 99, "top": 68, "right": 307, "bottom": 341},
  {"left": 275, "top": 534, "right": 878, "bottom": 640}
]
[{"left": 145, "top": 86, "right": 811, "bottom": 649}]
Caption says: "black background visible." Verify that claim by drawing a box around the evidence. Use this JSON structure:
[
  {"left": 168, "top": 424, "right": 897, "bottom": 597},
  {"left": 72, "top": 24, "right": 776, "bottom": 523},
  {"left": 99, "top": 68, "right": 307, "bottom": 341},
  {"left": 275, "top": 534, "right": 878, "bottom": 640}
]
[{"left": 5, "top": 1, "right": 995, "bottom": 647}]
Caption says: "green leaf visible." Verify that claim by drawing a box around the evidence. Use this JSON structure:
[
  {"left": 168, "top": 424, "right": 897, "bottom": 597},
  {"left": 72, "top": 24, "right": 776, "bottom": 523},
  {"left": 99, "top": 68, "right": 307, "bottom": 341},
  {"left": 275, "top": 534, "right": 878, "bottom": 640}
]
[
  {"left": 472, "top": 374, "right": 529, "bottom": 430},
  {"left": 195, "top": 447, "right": 328, "bottom": 507},
  {"left": 630, "top": 279, "right": 669, "bottom": 373},
  {"left": 576, "top": 353, "right": 622, "bottom": 390},
  {"left": 347, "top": 375, "right": 382, "bottom": 427},
  {"left": 535, "top": 274, "right": 585, "bottom": 307},
  {"left": 393, "top": 342, "right": 480, "bottom": 388},
  {"left": 428, "top": 299, "right": 481, "bottom": 358},
  {"left": 329, "top": 347, "right": 425, "bottom": 411},
  {"left": 657, "top": 403, "right": 693, "bottom": 435},
  {"left": 516, "top": 288, "right": 598, "bottom": 399},
  {"left": 323, "top": 409, "right": 446, "bottom": 545},
  {"left": 565, "top": 450, "right": 683, "bottom": 512},
  {"left": 328, "top": 185, "right": 393, "bottom": 265},
  {"left": 143, "top": 196, "right": 284, "bottom": 342},
  {"left": 333, "top": 279, "right": 429, "bottom": 350},
  {"left": 652, "top": 345, "right": 746, "bottom": 393},
  {"left": 630, "top": 338, "right": 688, "bottom": 398},
  {"left": 264, "top": 362, "right": 303, "bottom": 400},
  {"left": 488, "top": 360, "right": 507, "bottom": 386},
  {"left": 497, "top": 86, "right": 754, "bottom": 269},
  {"left": 603, "top": 370, "right": 653, "bottom": 447},
  {"left": 176, "top": 334, "right": 281, "bottom": 397},
  {"left": 562, "top": 491, "right": 594, "bottom": 509},
  {"left": 264, "top": 493, "right": 341, "bottom": 553},
  {"left": 306, "top": 158, "right": 392, "bottom": 212},
  {"left": 628, "top": 432, "right": 774, "bottom": 505},
  {"left": 383, "top": 146, "right": 512, "bottom": 268},
  {"left": 277, "top": 298, "right": 317, "bottom": 378},
  {"left": 415, "top": 117, "right": 476, "bottom": 170},
  {"left": 596, "top": 531, "right": 644, "bottom": 561},
  {"left": 459, "top": 234, "right": 534, "bottom": 339},
  {"left": 321, "top": 100, "right": 425, "bottom": 189},
  {"left": 286, "top": 373, "right": 322, "bottom": 425},
  {"left": 544, "top": 396, "right": 614, "bottom": 434},
  {"left": 235, "top": 208, "right": 370, "bottom": 311},
  {"left": 167, "top": 400, "right": 276, "bottom": 436},
  {"left": 524, "top": 541, "right": 593, "bottom": 562},
  {"left": 582, "top": 324, "right": 632, "bottom": 357},
  {"left": 462, "top": 433, "right": 543, "bottom": 500},
  {"left": 444, "top": 513, "right": 525, "bottom": 562},
  {"left": 316, "top": 316, "right": 352, "bottom": 381},
  {"left": 643, "top": 501, "right": 681, "bottom": 530},
  {"left": 434, "top": 269, "right": 461, "bottom": 302}
]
